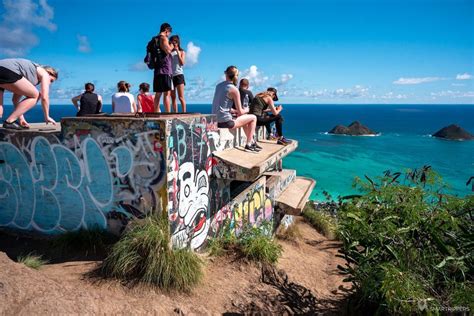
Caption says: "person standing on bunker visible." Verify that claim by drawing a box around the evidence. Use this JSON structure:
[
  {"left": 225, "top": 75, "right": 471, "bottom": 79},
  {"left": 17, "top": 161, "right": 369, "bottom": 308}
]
[
  {"left": 150, "top": 23, "right": 174, "bottom": 112},
  {"left": 0, "top": 58, "right": 58, "bottom": 129}
]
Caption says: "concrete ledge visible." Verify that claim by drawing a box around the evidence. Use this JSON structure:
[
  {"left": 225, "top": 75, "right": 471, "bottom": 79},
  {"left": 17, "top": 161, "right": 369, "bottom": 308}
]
[
  {"left": 213, "top": 140, "right": 298, "bottom": 181},
  {"left": 276, "top": 176, "right": 316, "bottom": 215},
  {"left": 265, "top": 169, "right": 297, "bottom": 199},
  {"left": 0, "top": 123, "right": 61, "bottom": 134}
]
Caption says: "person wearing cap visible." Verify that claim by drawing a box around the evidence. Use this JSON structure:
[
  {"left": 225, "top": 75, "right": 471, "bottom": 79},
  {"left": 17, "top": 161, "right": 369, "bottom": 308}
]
[
  {"left": 248, "top": 87, "right": 291, "bottom": 145},
  {"left": 212, "top": 66, "right": 260, "bottom": 152},
  {"left": 153, "top": 22, "right": 174, "bottom": 112}
]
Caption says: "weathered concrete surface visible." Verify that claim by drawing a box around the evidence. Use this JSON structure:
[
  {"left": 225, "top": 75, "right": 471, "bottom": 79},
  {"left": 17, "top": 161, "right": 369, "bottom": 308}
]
[
  {"left": 265, "top": 169, "right": 297, "bottom": 200},
  {"left": 213, "top": 140, "right": 298, "bottom": 181},
  {"left": 276, "top": 177, "right": 316, "bottom": 215}
]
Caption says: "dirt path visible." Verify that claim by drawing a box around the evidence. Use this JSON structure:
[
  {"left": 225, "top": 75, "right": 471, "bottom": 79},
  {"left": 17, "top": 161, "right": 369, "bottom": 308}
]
[{"left": 0, "top": 217, "right": 350, "bottom": 315}]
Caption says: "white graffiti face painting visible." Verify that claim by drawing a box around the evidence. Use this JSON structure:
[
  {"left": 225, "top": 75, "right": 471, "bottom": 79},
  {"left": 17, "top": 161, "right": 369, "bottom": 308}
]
[{"left": 172, "top": 162, "right": 210, "bottom": 250}]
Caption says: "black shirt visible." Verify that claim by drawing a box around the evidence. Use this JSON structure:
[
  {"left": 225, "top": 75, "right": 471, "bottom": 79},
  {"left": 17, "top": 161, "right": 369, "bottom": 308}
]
[
  {"left": 77, "top": 92, "right": 101, "bottom": 116},
  {"left": 239, "top": 88, "right": 254, "bottom": 108}
]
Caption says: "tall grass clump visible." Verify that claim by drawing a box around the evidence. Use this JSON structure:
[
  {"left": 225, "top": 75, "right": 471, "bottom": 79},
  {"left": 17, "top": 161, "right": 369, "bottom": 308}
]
[
  {"left": 337, "top": 166, "right": 474, "bottom": 314},
  {"left": 100, "top": 214, "right": 203, "bottom": 291},
  {"left": 302, "top": 203, "right": 338, "bottom": 239},
  {"left": 208, "top": 220, "right": 282, "bottom": 264},
  {"left": 17, "top": 253, "right": 48, "bottom": 269},
  {"left": 276, "top": 222, "right": 302, "bottom": 241}
]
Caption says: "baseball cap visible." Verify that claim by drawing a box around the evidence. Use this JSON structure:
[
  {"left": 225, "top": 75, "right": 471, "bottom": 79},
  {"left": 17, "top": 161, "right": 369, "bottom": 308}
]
[{"left": 267, "top": 87, "right": 279, "bottom": 101}]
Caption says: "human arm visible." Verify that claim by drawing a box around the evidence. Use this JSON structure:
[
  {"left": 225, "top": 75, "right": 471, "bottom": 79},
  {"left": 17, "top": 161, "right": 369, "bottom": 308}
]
[
  {"left": 160, "top": 36, "right": 174, "bottom": 54},
  {"left": 97, "top": 95, "right": 103, "bottom": 113},
  {"left": 37, "top": 67, "right": 55, "bottom": 124},
  {"left": 229, "top": 87, "right": 246, "bottom": 116},
  {"left": 264, "top": 96, "right": 283, "bottom": 115},
  {"left": 136, "top": 95, "right": 142, "bottom": 112},
  {"left": 177, "top": 49, "right": 186, "bottom": 66},
  {"left": 71, "top": 95, "right": 81, "bottom": 109}
]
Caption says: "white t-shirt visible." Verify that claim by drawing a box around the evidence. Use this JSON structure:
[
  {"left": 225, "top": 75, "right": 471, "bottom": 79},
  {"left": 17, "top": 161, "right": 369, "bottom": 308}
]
[{"left": 112, "top": 92, "right": 135, "bottom": 113}]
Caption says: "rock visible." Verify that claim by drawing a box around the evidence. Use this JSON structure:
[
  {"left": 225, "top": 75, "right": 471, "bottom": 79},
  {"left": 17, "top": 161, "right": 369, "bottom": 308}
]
[
  {"left": 432, "top": 124, "right": 473, "bottom": 141},
  {"left": 328, "top": 121, "right": 377, "bottom": 136}
]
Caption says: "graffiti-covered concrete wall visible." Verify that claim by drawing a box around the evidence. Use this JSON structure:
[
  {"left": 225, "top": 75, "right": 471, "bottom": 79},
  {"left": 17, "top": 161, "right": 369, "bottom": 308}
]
[
  {"left": 0, "top": 114, "right": 274, "bottom": 250},
  {"left": 0, "top": 118, "right": 167, "bottom": 235},
  {"left": 166, "top": 116, "right": 274, "bottom": 250}
]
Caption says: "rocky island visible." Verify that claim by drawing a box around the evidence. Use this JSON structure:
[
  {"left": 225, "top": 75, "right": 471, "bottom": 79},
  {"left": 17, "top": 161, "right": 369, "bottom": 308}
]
[
  {"left": 328, "top": 121, "right": 378, "bottom": 136},
  {"left": 432, "top": 124, "right": 474, "bottom": 140}
]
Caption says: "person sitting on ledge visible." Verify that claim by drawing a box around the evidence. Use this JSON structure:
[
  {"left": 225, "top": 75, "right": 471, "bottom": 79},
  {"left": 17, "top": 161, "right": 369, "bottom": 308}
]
[
  {"left": 137, "top": 82, "right": 155, "bottom": 113},
  {"left": 0, "top": 58, "right": 58, "bottom": 129},
  {"left": 71, "top": 82, "right": 103, "bottom": 117},
  {"left": 112, "top": 81, "right": 137, "bottom": 113},
  {"left": 249, "top": 87, "right": 291, "bottom": 145},
  {"left": 212, "top": 65, "right": 260, "bottom": 152}
]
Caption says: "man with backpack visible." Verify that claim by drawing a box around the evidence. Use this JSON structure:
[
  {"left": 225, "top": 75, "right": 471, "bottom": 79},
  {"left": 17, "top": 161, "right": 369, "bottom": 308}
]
[{"left": 145, "top": 23, "right": 174, "bottom": 112}]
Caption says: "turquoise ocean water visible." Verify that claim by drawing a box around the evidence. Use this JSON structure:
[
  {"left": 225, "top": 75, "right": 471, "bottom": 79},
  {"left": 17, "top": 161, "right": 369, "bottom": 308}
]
[{"left": 5, "top": 103, "right": 474, "bottom": 201}]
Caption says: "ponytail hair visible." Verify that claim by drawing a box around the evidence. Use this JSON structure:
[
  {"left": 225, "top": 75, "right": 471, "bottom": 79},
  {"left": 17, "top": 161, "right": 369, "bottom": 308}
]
[
  {"left": 256, "top": 91, "right": 273, "bottom": 99},
  {"left": 43, "top": 66, "right": 58, "bottom": 79},
  {"left": 117, "top": 80, "right": 130, "bottom": 92}
]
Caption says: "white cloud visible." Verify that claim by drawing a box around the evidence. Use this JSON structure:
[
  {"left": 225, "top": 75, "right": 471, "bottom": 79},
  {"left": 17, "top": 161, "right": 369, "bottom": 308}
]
[
  {"left": 77, "top": 35, "right": 91, "bottom": 53},
  {"left": 393, "top": 77, "right": 442, "bottom": 85},
  {"left": 185, "top": 42, "right": 201, "bottom": 67},
  {"left": 274, "top": 74, "right": 294, "bottom": 87},
  {"left": 380, "top": 92, "right": 407, "bottom": 100},
  {"left": 456, "top": 73, "right": 472, "bottom": 80},
  {"left": 430, "top": 90, "right": 474, "bottom": 98},
  {"left": 242, "top": 65, "right": 269, "bottom": 89},
  {"left": 302, "top": 85, "right": 370, "bottom": 99},
  {"left": 0, "top": 0, "right": 56, "bottom": 56}
]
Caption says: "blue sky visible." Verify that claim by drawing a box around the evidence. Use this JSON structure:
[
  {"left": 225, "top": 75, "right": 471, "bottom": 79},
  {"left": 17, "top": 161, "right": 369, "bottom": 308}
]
[{"left": 0, "top": 0, "right": 473, "bottom": 104}]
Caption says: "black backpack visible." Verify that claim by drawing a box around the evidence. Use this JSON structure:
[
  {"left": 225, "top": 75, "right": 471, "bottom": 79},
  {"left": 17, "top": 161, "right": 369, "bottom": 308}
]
[{"left": 144, "top": 36, "right": 160, "bottom": 70}]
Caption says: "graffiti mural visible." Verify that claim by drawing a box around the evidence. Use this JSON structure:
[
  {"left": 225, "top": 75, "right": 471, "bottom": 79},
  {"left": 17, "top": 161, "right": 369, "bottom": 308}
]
[
  {"left": 209, "top": 180, "right": 273, "bottom": 237},
  {"left": 168, "top": 116, "right": 220, "bottom": 250},
  {"left": 0, "top": 122, "right": 166, "bottom": 235}
]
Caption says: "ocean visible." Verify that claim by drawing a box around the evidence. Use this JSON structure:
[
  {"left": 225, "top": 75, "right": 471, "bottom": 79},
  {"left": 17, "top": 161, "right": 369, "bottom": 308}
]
[{"left": 3, "top": 103, "right": 474, "bottom": 201}]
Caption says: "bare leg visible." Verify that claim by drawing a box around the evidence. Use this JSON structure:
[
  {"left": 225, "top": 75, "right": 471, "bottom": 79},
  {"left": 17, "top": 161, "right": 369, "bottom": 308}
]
[
  {"left": 177, "top": 84, "right": 186, "bottom": 113},
  {"left": 171, "top": 89, "right": 178, "bottom": 112},
  {"left": 232, "top": 114, "right": 256, "bottom": 144},
  {"left": 154, "top": 92, "right": 162, "bottom": 112},
  {"left": 163, "top": 91, "right": 171, "bottom": 112},
  {"left": 12, "top": 94, "right": 29, "bottom": 127},
  {"left": 0, "top": 88, "right": 4, "bottom": 118},
  {"left": 2, "top": 78, "right": 39, "bottom": 123}
]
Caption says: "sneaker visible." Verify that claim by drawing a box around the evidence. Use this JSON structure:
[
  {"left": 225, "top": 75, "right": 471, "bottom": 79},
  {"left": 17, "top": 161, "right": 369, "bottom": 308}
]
[
  {"left": 244, "top": 144, "right": 258, "bottom": 153},
  {"left": 252, "top": 142, "right": 263, "bottom": 151},
  {"left": 277, "top": 136, "right": 292, "bottom": 146},
  {"left": 3, "top": 120, "right": 22, "bottom": 130},
  {"left": 268, "top": 134, "right": 278, "bottom": 141}
]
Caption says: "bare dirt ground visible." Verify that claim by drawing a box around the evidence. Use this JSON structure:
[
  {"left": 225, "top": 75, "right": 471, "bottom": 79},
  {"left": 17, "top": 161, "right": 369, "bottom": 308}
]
[{"left": 0, "top": 217, "right": 351, "bottom": 315}]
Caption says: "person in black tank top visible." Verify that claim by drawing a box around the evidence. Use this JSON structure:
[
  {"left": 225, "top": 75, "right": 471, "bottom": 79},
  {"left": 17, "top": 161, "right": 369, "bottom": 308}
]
[
  {"left": 71, "top": 82, "right": 103, "bottom": 116},
  {"left": 248, "top": 87, "right": 292, "bottom": 146}
]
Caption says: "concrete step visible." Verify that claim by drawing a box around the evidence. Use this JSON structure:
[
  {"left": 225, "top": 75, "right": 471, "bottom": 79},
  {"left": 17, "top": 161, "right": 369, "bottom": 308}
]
[
  {"left": 276, "top": 177, "right": 316, "bottom": 215},
  {"left": 213, "top": 139, "right": 298, "bottom": 181},
  {"left": 265, "top": 169, "right": 297, "bottom": 199}
]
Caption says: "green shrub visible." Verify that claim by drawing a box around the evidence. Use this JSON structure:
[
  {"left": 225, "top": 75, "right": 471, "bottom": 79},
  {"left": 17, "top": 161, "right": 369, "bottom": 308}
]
[
  {"left": 239, "top": 224, "right": 282, "bottom": 264},
  {"left": 337, "top": 167, "right": 474, "bottom": 314},
  {"left": 303, "top": 204, "right": 338, "bottom": 239},
  {"left": 17, "top": 253, "right": 48, "bottom": 269},
  {"left": 100, "top": 214, "right": 203, "bottom": 291},
  {"left": 208, "top": 220, "right": 282, "bottom": 264},
  {"left": 276, "top": 222, "right": 302, "bottom": 241}
]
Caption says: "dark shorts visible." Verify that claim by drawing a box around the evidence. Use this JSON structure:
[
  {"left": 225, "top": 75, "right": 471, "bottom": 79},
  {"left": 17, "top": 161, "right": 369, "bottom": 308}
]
[
  {"left": 0, "top": 67, "right": 22, "bottom": 88},
  {"left": 172, "top": 74, "right": 185, "bottom": 87},
  {"left": 217, "top": 120, "right": 236, "bottom": 129},
  {"left": 153, "top": 73, "right": 173, "bottom": 92}
]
